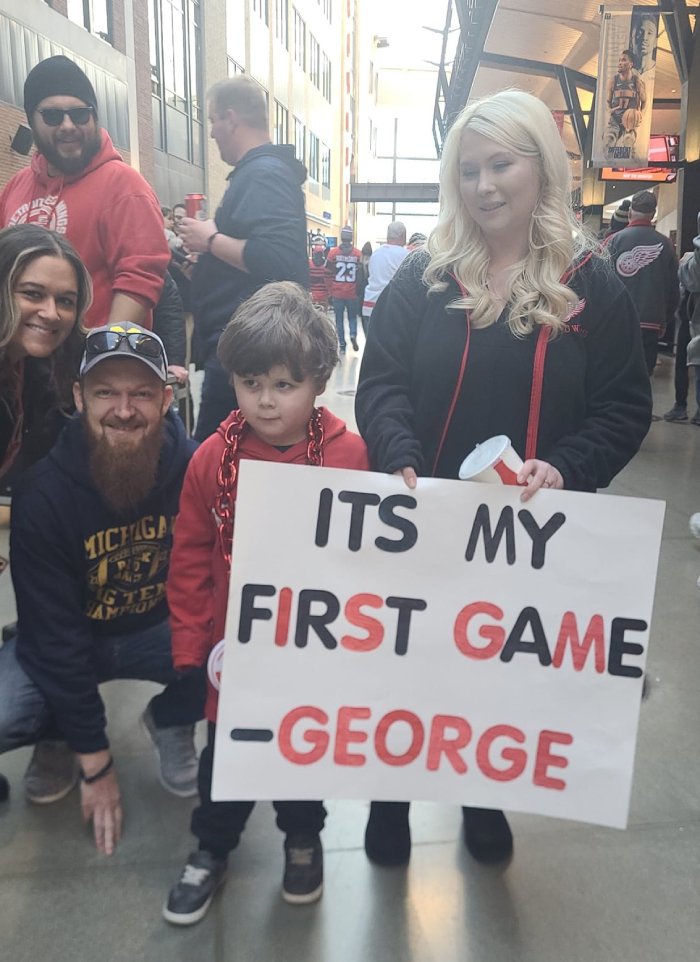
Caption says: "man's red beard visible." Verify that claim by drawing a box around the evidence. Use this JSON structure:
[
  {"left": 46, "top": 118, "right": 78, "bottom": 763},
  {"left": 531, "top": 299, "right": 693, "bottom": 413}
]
[{"left": 85, "top": 417, "right": 164, "bottom": 517}]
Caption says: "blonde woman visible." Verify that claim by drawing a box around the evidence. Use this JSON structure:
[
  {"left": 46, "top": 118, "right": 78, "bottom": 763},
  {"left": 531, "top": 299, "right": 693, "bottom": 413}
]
[{"left": 355, "top": 90, "right": 652, "bottom": 867}]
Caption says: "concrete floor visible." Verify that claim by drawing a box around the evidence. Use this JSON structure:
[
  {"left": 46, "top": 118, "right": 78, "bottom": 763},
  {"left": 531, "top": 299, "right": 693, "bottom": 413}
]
[{"left": 0, "top": 346, "right": 699, "bottom": 962}]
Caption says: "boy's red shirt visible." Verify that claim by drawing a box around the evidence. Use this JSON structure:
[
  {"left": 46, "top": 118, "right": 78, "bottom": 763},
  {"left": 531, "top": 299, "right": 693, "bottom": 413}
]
[{"left": 168, "top": 406, "right": 369, "bottom": 722}]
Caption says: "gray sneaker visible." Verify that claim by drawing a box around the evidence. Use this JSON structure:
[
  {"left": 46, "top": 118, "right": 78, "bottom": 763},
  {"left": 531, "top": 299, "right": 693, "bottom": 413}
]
[
  {"left": 663, "top": 404, "right": 688, "bottom": 422},
  {"left": 142, "top": 704, "right": 198, "bottom": 797},
  {"left": 24, "top": 740, "right": 79, "bottom": 804},
  {"left": 691, "top": 408, "right": 700, "bottom": 426}
]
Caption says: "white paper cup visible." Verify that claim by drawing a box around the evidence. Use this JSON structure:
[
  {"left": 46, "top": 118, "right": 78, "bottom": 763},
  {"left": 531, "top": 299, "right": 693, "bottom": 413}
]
[{"left": 458, "top": 435, "right": 525, "bottom": 486}]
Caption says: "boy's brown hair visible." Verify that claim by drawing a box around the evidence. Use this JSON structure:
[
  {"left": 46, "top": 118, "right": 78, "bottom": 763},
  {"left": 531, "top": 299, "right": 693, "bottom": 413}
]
[{"left": 217, "top": 281, "right": 339, "bottom": 386}]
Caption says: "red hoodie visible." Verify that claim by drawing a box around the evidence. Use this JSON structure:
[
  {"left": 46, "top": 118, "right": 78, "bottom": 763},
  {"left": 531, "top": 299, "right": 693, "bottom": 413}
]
[
  {"left": 0, "top": 131, "right": 170, "bottom": 328},
  {"left": 168, "top": 406, "right": 369, "bottom": 721}
]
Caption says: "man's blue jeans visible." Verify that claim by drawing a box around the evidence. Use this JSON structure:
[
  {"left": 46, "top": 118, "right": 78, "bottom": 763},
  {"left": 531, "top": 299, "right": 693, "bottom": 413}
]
[
  {"left": 194, "top": 352, "right": 237, "bottom": 442},
  {"left": 0, "top": 619, "right": 205, "bottom": 753},
  {"left": 333, "top": 298, "right": 358, "bottom": 349}
]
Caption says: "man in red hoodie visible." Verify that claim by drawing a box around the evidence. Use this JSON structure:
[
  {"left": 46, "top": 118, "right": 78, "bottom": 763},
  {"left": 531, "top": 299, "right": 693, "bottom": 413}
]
[{"left": 0, "top": 56, "right": 169, "bottom": 329}]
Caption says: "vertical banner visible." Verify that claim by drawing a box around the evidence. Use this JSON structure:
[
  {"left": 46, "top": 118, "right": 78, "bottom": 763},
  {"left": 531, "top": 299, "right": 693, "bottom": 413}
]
[{"left": 592, "top": 6, "right": 659, "bottom": 168}]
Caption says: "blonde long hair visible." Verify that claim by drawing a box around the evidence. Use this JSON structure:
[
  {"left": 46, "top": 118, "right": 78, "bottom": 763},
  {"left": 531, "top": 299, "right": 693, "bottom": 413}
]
[{"left": 425, "top": 90, "right": 597, "bottom": 336}]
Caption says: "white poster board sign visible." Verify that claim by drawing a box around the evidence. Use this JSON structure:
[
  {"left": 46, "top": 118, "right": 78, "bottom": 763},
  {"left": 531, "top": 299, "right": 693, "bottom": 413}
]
[{"left": 212, "top": 462, "right": 665, "bottom": 829}]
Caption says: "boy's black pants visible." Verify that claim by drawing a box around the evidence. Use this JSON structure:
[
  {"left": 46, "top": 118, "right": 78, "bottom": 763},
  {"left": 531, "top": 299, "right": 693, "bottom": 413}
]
[{"left": 191, "top": 723, "right": 327, "bottom": 860}]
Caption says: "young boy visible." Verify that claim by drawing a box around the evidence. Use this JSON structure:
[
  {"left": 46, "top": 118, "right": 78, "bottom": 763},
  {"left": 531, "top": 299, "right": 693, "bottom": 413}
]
[{"left": 163, "top": 281, "right": 369, "bottom": 925}]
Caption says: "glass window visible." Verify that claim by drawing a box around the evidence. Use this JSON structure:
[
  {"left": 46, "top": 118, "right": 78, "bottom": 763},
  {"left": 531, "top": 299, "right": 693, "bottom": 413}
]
[
  {"left": 67, "top": 0, "right": 113, "bottom": 43},
  {"left": 320, "top": 142, "right": 330, "bottom": 188},
  {"left": 308, "top": 35, "right": 320, "bottom": 88},
  {"left": 275, "top": 0, "right": 289, "bottom": 49},
  {"left": 294, "top": 116, "right": 305, "bottom": 163},
  {"left": 293, "top": 9, "right": 306, "bottom": 70},
  {"left": 322, "top": 52, "right": 331, "bottom": 101},
  {"left": 274, "top": 100, "right": 289, "bottom": 145},
  {"left": 253, "top": 0, "right": 269, "bottom": 24},
  {"left": 308, "top": 132, "right": 319, "bottom": 181},
  {"left": 149, "top": 0, "right": 161, "bottom": 96},
  {"left": 149, "top": 0, "right": 203, "bottom": 166}
]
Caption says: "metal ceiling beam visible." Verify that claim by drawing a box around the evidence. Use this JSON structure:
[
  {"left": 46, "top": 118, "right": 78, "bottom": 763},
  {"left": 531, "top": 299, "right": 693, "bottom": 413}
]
[
  {"left": 432, "top": 0, "right": 500, "bottom": 156},
  {"left": 557, "top": 66, "right": 593, "bottom": 158},
  {"left": 658, "top": 0, "right": 694, "bottom": 84},
  {"left": 479, "top": 52, "right": 596, "bottom": 156}
]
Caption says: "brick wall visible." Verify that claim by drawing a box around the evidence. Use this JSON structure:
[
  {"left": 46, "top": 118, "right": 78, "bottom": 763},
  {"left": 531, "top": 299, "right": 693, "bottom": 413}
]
[
  {"left": 132, "top": 0, "right": 155, "bottom": 183},
  {"left": 0, "top": 106, "right": 32, "bottom": 192},
  {"left": 111, "top": 0, "right": 127, "bottom": 54}
]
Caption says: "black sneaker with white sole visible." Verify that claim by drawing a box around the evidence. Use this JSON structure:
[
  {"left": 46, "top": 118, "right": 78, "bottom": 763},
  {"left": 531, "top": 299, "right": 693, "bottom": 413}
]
[
  {"left": 282, "top": 834, "right": 323, "bottom": 904},
  {"left": 163, "top": 850, "right": 228, "bottom": 925}
]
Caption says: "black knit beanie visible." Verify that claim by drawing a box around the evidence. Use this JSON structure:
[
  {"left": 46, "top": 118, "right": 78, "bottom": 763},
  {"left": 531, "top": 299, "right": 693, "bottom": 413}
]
[
  {"left": 610, "top": 199, "right": 631, "bottom": 228},
  {"left": 24, "top": 56, "right": 98, "bottom": 121}
]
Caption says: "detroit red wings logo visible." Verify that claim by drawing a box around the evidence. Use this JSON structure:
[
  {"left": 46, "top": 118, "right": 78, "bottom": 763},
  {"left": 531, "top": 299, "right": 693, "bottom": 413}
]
[
  {"left": 616, "top": 243, "right": 664, "bottom": 278},
  {"left": 8, "top": 196, "right": 68, "bottom": 233},
  {"left": 564, "top": 298, "right": 586, "bottom": 322}
]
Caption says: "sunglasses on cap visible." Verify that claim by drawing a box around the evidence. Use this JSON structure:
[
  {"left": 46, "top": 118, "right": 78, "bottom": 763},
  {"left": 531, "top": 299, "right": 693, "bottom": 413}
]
[
  {"left": 37, "top": 106, "right": 95, "bottom": 127},
  {"left": 85, "top": 327, "right": 164, "bottom": 361}
]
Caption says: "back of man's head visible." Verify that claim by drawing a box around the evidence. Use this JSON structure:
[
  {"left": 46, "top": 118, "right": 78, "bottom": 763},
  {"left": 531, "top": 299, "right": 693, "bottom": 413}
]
[
  {"left": 24, "top": 55, "right": 98, "bottom": 123},
  {"left": 386, "top": 221, "right": 407, "bottom": 244},
  {"left": 209, "top": 76, "right": 268, "bottom": 129},
  {"left": 630, "top": 190, "right": 656, "bottom": 221}
]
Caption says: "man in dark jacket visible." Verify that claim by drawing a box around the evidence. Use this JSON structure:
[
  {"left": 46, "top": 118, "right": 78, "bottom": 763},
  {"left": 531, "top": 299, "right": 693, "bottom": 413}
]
[
  {"left": 607, "top": 190, "right": 679, "bottom": 375},
  {"left": 0, "top": 326, "right": 203, "bottom": 855},
  {"left": 178, "top": 76, "right": 309, "bottom": 440}
]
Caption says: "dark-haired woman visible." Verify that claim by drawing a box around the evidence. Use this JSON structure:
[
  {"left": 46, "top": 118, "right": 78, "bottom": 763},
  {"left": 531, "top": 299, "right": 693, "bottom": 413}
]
[{"left": 0, "top": 224, "right": 91, "bottom": 482}]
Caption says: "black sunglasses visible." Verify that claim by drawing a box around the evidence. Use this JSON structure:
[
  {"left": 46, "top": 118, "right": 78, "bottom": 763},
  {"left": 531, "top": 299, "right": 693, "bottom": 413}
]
[
  {"left": 36, "top": 106, "right": 95, "bottom": 127},
  {"left": 85, "top": 330, "right": 164, "bottom": 361}
]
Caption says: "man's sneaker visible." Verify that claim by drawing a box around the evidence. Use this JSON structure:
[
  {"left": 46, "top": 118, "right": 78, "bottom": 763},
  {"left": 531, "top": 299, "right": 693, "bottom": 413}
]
[
  {"left": 142, "top": 704, "right": 198, "bottom": 797},
  {"left": 282, "top": 834, "right": 323, "bottom": 904},
  {"left": 663, "top": 404, "right": 688, "bottom": 422},
  {"left": 163, "top": 850, "right": 227, "bottom": 925},
  {"left": 351, "top": 337, "right": 359, "bottom": 352},
  {"left": 691, "top": 408, "right": 700, "bottom": 426},
  {"left": 24, "top": 740, "right": 79, "bottom": 804}
]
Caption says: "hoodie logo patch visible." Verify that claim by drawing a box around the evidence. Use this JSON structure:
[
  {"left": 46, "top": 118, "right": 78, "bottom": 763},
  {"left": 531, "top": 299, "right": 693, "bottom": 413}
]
[
  {"left": 562, "top": 298, "right": 588, "bottom": 335},
  {"left": 564, "top": 298, "right": 586, "bottom": 322},
  {"left": 616, "top": 243, "right": 664, "bottom": 278},
  {"left": 8, "top": 196, "right": 68, "bottom": 233}
]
